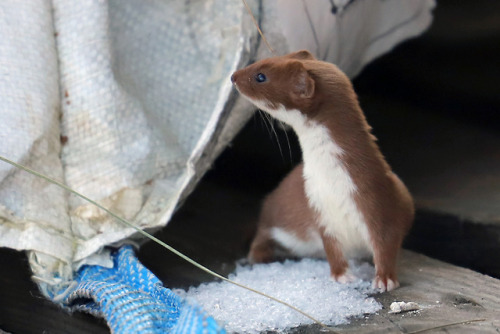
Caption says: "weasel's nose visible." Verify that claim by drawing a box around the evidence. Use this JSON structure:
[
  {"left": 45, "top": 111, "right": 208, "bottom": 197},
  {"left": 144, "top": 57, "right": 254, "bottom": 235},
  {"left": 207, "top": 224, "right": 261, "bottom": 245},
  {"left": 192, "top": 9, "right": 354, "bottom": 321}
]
[{"left": 230, "top": 73, "right": 236, "bottom": 83}]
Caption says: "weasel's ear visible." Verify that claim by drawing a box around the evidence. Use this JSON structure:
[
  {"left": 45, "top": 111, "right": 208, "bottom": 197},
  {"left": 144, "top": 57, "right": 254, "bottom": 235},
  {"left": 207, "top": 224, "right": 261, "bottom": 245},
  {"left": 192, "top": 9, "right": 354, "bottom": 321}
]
[
  {"left": 290, "top": 62, "right": 315, "bottom": 99},
  {"left": 286, "top": 50, "right": 315, "bottom": 60}
]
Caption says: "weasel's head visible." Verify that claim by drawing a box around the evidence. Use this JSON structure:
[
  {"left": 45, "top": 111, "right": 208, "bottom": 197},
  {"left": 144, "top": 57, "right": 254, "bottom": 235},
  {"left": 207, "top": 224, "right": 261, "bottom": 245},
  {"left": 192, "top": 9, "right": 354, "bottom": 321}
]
[{"left": 231, "top": 50, "right": 316, "bottom": 123}]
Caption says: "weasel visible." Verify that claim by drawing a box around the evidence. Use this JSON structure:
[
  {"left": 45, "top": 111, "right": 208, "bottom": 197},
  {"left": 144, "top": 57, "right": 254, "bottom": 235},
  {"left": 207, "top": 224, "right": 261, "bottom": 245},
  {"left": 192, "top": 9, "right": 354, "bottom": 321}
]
[{"left": 231, "top": 50, "right": 414, "bottom": 291}]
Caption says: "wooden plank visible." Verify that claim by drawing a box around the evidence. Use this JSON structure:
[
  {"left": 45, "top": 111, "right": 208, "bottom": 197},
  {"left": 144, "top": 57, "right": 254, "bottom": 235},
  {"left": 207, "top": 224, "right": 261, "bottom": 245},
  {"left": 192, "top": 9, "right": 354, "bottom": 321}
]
[
  {"left": 332, "top": 250, "right": 500, "bottom": 333},
  {"left": 143, "top": 180, "right": 500, "bottom": 333},
  {"left": 1, "top": 178, "right": 500, "bottom": 333}
]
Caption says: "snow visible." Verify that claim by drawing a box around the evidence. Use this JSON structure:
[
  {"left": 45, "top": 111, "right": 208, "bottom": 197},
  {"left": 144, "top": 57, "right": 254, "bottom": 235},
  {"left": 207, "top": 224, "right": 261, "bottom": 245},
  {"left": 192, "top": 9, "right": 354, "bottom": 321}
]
[{"left": 175, "top": 258, "right": 382, "bottom": 333}]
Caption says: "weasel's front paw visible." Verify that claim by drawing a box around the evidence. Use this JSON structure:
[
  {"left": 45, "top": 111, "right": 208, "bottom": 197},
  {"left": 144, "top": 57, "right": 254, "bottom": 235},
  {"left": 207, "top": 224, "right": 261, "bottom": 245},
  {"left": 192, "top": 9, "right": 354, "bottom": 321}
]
[
  {"left": 372, "top": 276, "right": 399, "bottom": 292},
  {"left": 332, "top": 271, "right": 357, "bottom": 284}
]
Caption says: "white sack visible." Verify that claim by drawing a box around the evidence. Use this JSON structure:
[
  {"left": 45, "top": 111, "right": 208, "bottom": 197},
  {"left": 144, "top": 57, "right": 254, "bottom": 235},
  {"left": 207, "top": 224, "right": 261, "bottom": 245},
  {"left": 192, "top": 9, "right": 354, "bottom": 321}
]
[{"left": 0, "top": 0, "right": 434, "bottom": 297}]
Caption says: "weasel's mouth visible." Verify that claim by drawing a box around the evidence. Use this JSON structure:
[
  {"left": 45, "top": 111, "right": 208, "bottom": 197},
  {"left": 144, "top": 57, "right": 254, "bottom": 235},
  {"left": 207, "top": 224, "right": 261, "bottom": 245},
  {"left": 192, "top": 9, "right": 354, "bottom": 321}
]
[
  {"left": 232, "top": 83, "right": 241, "bottom": 94},
  {"left": 230, "top": 76, "right": 239, "bottom": 89}
]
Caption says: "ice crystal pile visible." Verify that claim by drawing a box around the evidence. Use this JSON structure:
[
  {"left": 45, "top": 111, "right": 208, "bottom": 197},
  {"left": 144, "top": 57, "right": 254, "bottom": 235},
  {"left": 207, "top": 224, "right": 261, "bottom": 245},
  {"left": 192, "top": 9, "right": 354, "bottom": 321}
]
[{"left": 176, "top": 258, "right": 382, "bottom": 333}]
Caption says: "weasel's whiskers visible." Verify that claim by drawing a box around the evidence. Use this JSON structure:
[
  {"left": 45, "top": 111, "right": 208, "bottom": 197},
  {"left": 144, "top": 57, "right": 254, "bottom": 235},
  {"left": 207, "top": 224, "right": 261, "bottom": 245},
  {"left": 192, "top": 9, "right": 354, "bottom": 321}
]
[
  {"left": 280, "top": 121, "right": 294, "bottom": 166},
  {"left": 262, "top": 110, "right": 285, "bottom": 160},
  {"left": 258, "top": 109, "right": 273, "bottom": 137}
]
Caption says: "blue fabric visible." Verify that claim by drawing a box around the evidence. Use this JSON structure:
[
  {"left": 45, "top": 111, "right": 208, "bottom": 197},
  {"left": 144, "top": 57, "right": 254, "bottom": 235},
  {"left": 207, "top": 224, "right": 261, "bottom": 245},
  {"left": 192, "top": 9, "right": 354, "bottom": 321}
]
[{"left": 63, "top": 245, "right": 225, "bottom": 334}]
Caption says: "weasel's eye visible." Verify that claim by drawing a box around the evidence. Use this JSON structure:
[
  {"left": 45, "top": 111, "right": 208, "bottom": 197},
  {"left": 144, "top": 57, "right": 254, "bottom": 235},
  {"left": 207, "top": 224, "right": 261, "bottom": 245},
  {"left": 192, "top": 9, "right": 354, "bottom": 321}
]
[{"left": 255, "top": 73, "right": 267, "bottom": 83}]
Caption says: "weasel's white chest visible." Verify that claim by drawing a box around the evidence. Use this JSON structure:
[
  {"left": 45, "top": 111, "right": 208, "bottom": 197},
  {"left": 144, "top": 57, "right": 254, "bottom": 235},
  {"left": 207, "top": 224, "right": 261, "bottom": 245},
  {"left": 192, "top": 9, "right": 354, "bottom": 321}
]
[
  {"left": 260, "top": 106, "right": 373, "bottom": 258},
  {"left": 299, "top": 124, "right": 373, "bottom": 258}
]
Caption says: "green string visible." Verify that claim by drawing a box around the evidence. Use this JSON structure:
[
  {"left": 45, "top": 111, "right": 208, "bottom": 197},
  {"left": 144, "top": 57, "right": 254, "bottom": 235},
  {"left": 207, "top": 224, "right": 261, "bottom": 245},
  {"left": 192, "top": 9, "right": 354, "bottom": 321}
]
[{"left": 0, "top": 155, "right": 334, "bottom": 332}]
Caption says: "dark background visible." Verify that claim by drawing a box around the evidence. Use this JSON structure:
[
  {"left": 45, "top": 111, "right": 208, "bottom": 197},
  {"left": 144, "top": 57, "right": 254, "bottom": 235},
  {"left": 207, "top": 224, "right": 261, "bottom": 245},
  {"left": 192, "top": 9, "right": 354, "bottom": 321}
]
[{"left": 1, "top": 1, "right": 499, "bottom": 333}]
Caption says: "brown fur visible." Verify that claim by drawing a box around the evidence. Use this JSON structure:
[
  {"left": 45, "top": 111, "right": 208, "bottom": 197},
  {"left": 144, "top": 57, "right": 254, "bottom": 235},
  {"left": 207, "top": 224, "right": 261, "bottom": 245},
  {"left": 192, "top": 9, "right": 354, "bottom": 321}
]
[
  {"left": 248, "top": 163, "right": 315, "bottom": 262},
  {"left": 232, "top": 50, "right": 414, "bottom": 290}
]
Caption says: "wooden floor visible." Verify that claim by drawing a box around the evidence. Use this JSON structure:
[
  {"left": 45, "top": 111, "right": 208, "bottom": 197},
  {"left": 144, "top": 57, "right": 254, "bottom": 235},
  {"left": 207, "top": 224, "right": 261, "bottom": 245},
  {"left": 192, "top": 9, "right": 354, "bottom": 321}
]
[
  {"left": 143, "top": 180, "right": 500, "bottom": 334},
  {"left": 2, "top": 176, "right": 500, "bottom": 333},
  {"left": 337, "top": 251, "right": 500, "bottom": 334}
]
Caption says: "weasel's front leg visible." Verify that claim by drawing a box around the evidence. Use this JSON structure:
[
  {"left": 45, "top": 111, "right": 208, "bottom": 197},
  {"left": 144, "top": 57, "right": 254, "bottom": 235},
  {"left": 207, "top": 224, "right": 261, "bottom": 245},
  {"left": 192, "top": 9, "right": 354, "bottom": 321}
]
[
  {"left": 320, "top": 231, "right": 356, "bottom": 283},
  {"left": 371, "top": 238, "right": 401, "bottom": 292}
]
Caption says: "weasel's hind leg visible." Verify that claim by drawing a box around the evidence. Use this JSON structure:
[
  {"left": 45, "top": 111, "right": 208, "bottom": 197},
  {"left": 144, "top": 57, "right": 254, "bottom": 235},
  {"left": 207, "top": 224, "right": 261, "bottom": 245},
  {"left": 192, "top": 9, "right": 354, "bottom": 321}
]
[{"left": 248, "top": 229, "right": 277, "bottom": 264}]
